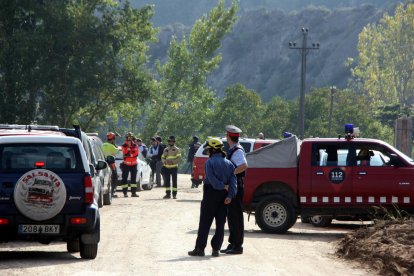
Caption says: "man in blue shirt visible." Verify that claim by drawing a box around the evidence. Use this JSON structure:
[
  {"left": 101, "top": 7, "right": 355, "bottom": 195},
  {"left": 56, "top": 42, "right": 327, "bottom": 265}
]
[{"left": 188, "top": 138, "right": 237, "bottom": 257}]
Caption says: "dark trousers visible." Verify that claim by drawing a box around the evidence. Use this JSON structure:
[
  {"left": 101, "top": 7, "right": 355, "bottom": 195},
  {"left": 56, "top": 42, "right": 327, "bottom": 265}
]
[
  {"left": 195, "top": 185, "right": 228, "bottom": 251},
  {"left": 111, "top": 165, "right": 118, "bottom": 194},
  {"left": 121, "top": 164, "right": 137, "bottom": 194},
  {"left": 227, "top": 177, "right": 244, "bottom": 248},
  {"left": 164, "top": 167, "right": 177, "bottom": 196}
]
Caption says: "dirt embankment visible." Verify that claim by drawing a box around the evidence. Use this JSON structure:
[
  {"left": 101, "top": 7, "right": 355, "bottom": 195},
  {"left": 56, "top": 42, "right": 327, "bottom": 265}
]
[{"left": 337, "top": 218, "right": 414, "bottom": 276}]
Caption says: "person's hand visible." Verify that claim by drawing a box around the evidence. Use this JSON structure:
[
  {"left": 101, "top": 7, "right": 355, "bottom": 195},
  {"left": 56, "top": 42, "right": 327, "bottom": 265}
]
[{"left": 224, "top": 197, "right": 232, "bottom": 205}]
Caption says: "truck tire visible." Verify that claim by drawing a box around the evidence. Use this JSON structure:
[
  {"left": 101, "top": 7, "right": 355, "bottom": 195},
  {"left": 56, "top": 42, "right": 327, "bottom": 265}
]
[
  {"left": 309, "top": 215, "right": 333, "bottom": 227},
  {"left": 255, "top": 195, "right": 296, "bottom": 234},
  {"left": 80, "top": 242, "right": 98, "bottom": 259},
  {"left": 14, "top": 169, "right": 67, "bottom": 221},
  {"left": 67, "top": 239, "right": 80, "bottom": 252}
]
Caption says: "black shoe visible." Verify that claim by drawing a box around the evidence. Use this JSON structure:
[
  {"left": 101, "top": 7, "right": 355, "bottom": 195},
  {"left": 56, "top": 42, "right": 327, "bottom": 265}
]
[
  {"left": 188, "top": 248, "right": 205, "bottom": 257},
  {"left": 124, "top": 193, "right": 128, "bottom": 198},
  {"left": 212, "top": 250, "right": 219, "bottom": 257},
  {"left": 226, "top": 247, "right": 243, "bottom": 255},
  {"left": 131, "top": 193, "right": 139, "bottom": 197},
  {"left": 173, "top": 195, "right": 177, "bottom": 199},
  {"left": 163, "top": 194, "right": 171, "bottom": 199},
  {"left": 220, "top": 244, "right": 233, "bottom": 253}
]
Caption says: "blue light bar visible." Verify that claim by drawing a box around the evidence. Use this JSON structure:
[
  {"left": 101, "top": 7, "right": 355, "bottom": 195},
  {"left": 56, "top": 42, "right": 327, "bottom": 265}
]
[{"left": 345, "top": 124, "right": 354, "bottom": 134}]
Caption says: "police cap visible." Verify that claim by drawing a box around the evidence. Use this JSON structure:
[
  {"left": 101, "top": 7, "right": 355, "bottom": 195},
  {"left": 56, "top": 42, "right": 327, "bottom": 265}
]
[{"left": 225, "top": 125, "right": 242, "bottom": 137}]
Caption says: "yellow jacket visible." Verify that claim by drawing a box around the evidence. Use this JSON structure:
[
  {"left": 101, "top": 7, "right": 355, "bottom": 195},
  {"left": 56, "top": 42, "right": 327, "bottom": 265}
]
[{"left": 162, "top": 145, "right": 181, "bottom": 168}]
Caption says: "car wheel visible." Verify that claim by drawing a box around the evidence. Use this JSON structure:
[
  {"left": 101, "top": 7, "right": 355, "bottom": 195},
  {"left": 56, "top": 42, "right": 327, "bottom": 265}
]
[
  {"left": 103, "top": 177, "right": 112, "bottom": 206},
  {"left": 14, "top": 169, "right": 67, "bottom": 221},
  {"left": 67, "top": 239, "right": 80, "bottom": 252},
  {"left": 143, "top": 174, "right": 153, "bottom": 190},
  {"left": 80, "top": 242, "right": 98, "bottom": 259},
  {"left": 98, "top": 186, "right": 104, "bottom": 208},
  {"left": 255, "top": 195, "right": 296, "bottom": 234},
  {"left": 309, "top": 215, "right": 333, "bottom": 227}
]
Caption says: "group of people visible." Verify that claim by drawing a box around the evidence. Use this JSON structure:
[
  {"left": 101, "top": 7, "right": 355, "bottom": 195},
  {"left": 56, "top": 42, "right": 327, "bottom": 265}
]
[
  {"left": 101, "top": 132, "right": 182, "bottom": 199},
  {"left": 102, "top": 125, "right": 248, "bottom": 258}
]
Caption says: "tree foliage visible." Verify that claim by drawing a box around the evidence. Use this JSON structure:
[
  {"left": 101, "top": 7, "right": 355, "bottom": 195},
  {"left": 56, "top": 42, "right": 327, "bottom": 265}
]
[
  {"left": 141, "top": 0, "right": 238, "bottom": 143},
  {"left": 351, "top": 3, "right": 414, "bottom": 110},
  {"left": 0, "top": 0, "right": 157, "bottom": 130}
]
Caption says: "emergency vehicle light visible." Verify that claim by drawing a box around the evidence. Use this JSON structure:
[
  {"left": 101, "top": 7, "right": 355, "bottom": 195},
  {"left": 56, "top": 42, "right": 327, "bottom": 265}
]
[{"left": 345, "top": 124, "right": 354, "bottom": 134}]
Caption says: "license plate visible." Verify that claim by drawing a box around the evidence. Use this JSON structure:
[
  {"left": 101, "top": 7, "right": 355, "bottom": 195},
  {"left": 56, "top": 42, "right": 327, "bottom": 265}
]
[{"left": 18, "top": 224, "right": 60, "bottom": 234}]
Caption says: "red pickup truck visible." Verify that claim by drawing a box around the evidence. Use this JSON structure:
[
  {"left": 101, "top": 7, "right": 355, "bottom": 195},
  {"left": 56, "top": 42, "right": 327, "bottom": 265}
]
[{"left": 244, "top": 135, "right": 414, "bottom": 233}]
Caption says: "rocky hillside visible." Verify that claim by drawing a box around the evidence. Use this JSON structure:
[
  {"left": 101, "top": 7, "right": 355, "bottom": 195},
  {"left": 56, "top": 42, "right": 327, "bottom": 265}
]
[{"left": 149, "top": 4, "right": 399, "bottom": 100}]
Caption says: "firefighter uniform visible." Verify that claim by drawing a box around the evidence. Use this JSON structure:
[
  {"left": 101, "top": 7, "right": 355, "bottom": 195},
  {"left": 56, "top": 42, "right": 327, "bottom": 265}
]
[
  {"left": 162, "top": 135, "right": 181, "bottom": 199},
  {"left": 121, "top": 133, "right": 139, "bottom": 197}
]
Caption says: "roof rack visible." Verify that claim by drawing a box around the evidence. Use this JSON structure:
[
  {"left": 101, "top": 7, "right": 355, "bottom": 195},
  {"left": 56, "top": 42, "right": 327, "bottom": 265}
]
[{"left": 0, "top": 124, "right": 60, "bottom": 131}]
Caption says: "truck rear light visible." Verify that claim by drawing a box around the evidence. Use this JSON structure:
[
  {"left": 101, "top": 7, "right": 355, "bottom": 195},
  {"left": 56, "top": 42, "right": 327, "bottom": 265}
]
[
  {"left": 84, "top": 174, "right": 94, "bottom": 204},
  {"left": 70, "top": 217, "right": 87, "bottom": 224},
  {"left": 0, "top": 218, "right": 9, "bottom": 225}
]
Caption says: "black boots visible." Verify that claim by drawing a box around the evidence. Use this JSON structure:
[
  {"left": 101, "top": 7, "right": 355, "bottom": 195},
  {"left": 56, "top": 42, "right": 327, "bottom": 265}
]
[{"left": 188, "top": 248, "right": 205, "bottom": 257}]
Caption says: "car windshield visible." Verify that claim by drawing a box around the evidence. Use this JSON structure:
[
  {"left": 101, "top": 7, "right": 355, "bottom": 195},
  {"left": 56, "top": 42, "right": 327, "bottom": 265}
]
[{"left": 0, "top": 143, "right": 83, "bottom": 172}]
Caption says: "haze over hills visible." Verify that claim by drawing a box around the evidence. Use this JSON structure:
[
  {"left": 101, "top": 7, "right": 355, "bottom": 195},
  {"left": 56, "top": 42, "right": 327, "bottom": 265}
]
[{"left": 131, "top": 0, "right": 403, "bottom": 100}]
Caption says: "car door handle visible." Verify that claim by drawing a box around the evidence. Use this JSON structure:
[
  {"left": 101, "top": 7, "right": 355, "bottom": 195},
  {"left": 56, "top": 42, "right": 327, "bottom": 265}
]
[
  {"left": 358, "top": 172, "right": 367, "bottom": 175},
  {"left": 316, "top": 171, "right": 324, "bottom": 175}
]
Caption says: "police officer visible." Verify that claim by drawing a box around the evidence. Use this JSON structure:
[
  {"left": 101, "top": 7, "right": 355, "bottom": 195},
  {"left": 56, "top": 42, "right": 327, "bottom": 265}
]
[
  {"left": 101, "top": 132, "right": 120, "bottom": 197},
  {"left": 162, "top": 135, "right": 181, "bottom": 199},
  {"left": 221, "top": 125, "right": 248, "bottom": 255},
  {"left": 121, "top": 132, "right": 139, "bottom": 197},
  {"left": 188, "top": 138, "right": 237, "bottom": 257}
]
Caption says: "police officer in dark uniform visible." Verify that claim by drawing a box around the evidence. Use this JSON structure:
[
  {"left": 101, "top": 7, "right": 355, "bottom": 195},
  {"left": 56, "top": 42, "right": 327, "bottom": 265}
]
[
  {"left": 221, "top": 125, "right": 248, "bottom": 255},
  {"left": 188, "top": 138, "right": 237, "bottom": 257}
]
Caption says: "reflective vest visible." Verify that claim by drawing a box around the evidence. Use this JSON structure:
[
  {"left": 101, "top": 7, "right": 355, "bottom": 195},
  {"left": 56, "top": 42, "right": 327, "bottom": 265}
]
[
  {"left": 102, "top": 142, "right": 119, "bottom": 158},
  {"left": 162, "top": 145, "right": 181, "bottom": 168},
  {"left": 121, "top": 142, "right": 139, "bottom": 166}
]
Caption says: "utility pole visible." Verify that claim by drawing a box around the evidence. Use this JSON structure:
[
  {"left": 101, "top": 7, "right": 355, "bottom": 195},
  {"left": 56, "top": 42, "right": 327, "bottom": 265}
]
[
  {"left": 289, "top": 28, "right": 319, "bottom": 139},
  {"left": 328, "top": 86, "right": 336, "bottom": 137}
]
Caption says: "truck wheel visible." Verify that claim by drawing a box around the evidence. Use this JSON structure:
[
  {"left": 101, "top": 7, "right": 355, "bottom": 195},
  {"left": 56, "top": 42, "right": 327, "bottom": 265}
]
[
  {"left": 67, "top": 239, "right": 80, "bottom": 252},
  {"left": 309, "top": 216, "right": 333, "bottom": 227},
  {"left": 255, "top": 195, "right": 296, "bottom": 234},
  {"left": 80, "top": 242, "right": 98, "bottom": 259}
]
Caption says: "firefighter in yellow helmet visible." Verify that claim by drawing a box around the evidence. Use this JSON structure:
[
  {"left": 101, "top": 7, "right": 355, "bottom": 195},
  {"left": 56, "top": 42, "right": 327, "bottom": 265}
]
[{"left": 162, "top": 135, "right": 181, "bottom": 199}]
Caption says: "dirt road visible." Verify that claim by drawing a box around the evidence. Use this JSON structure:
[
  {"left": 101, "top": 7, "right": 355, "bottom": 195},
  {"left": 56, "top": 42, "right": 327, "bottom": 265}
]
[{"left": 0, "top": 174, "right": 373, "bottom": 275}]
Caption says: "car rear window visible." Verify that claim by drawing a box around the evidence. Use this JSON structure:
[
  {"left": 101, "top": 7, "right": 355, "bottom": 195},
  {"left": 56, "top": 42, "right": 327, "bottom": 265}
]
[{"left": 0, "top": 143, "right": 83, "bottom": 172}]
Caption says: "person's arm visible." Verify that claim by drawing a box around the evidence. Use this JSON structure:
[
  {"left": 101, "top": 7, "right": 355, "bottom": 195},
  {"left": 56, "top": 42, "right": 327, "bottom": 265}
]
[
  {"left": 235, "top": 163, "right": 248, "bottom": 174},
  {"left": 224, "top": 164, "right": 237, "bottom": 204}
]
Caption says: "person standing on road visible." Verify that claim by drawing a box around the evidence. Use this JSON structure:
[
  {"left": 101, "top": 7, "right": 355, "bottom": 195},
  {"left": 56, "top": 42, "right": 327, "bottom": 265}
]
[
  {"left": 101, "top": 132, "right": 120, "bottom": 197},
  {"left": 220, "top": 125, "right": 248, "bottom": 255},
  {"left": 136, "top": 138, "right": 148, "bottom": 158},
  {"left": 121, "top": 132, "right": 139, "bottom": 198},
  {"left": 162, "top": 136, "right": 181, "bottom": 199},
  {"left": 155, "top": 136, "right": 166, "bottom": 187},
  {"left": 147, "top": 137, "right": 158, "bottom": 183},
  {"left": 188, "top": 136, "right": 201, "bottom": 188},
  {"left": 188, "top": 138, "right": 237, "bottom": 257}
]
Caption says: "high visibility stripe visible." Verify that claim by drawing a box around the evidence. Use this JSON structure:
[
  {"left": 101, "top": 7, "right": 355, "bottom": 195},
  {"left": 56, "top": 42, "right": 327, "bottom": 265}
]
[
  {"left": 130, "top": 184, "right": 138, "bottom": 188},
  {"left": 300, "top": 196, "right": 412, "bottom": 204},
  {"left": 165, "top": 187, "right": 172, "bottom": 191},
  {"left": 172, "top": 187, "right": 178, "bottom": 191},
  {"left": 164, "top": 164, "right": 178, "bottom": 168},
  {"left": 121, "top": 184, "right": 129, "bottom": 188}
]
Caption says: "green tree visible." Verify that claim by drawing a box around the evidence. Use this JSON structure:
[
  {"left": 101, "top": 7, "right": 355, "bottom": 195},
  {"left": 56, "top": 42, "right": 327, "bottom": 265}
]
[
  {"left": 142, "top": 0, "right": 238, "bottom": 144},
  {"left": 261, "top": 96, "right": 291, "bottom": 139},
  {"left": 210, "top": 83, "right": 264, "bottom": 137},
  {"left": 351, "top": 3, "right": 414, "bottom": 110}
]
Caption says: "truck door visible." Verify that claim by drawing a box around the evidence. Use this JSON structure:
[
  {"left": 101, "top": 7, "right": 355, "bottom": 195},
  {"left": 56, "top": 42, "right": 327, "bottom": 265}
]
[
  {"left": 352, "top": 143, "right": 412, "bottom": 206},
  {"left": 309, "top": 143, "right": 353, "bottom": 205}
]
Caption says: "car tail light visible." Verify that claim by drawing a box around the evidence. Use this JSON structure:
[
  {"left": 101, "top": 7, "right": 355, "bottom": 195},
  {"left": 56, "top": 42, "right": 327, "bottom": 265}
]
[
  {"left": 0, "top": 218, "right": 9, "bottom": 225},
  {"left": 84, "top": 174, "right": 94, "bottom": 204},
  {"left": 70, "top": 217, "right": 87, "bottom": 224},
  {"left": 35, "top": 161, "right": 45, "bottom": 168}
]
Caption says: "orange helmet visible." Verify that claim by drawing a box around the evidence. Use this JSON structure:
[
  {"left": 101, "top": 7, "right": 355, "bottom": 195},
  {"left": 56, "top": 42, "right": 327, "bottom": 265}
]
[{"left": 106, "top": 132, "right": 116, "bottom": 140}]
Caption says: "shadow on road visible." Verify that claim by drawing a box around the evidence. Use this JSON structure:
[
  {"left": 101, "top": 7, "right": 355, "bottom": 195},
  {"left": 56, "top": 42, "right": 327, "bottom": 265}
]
[{"left": 0, "top": 250, "right": 84, "bottom": 268}]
